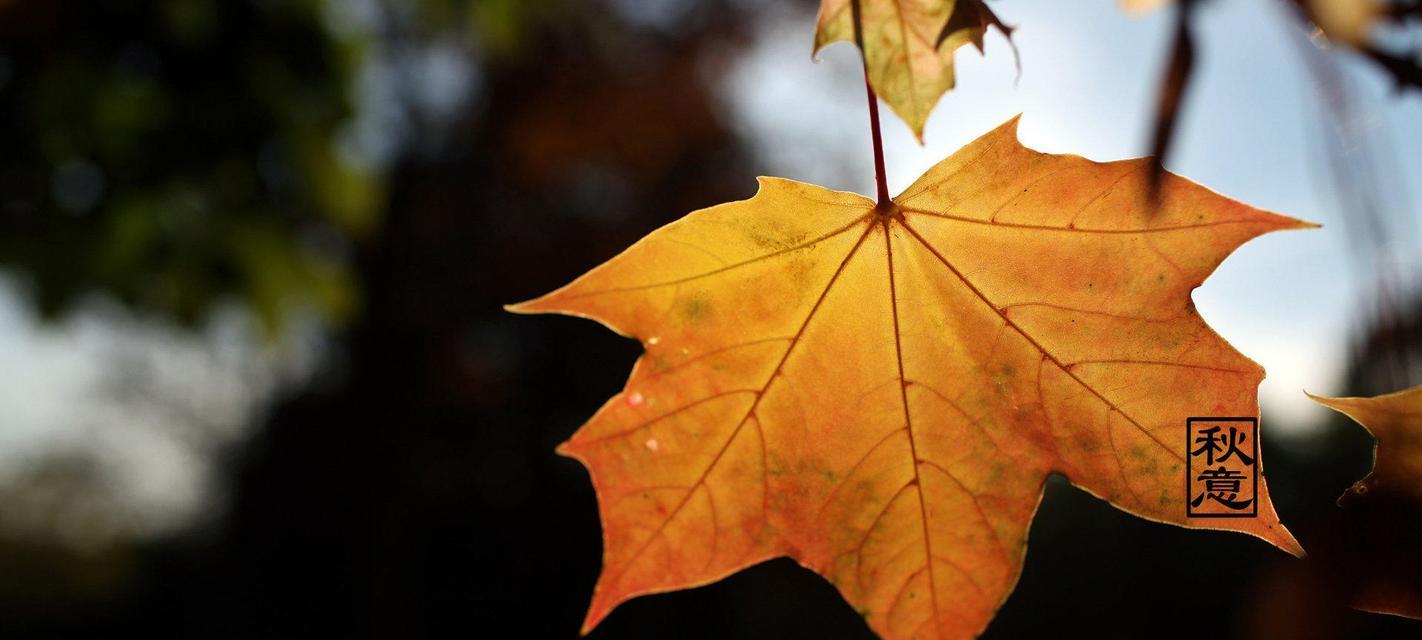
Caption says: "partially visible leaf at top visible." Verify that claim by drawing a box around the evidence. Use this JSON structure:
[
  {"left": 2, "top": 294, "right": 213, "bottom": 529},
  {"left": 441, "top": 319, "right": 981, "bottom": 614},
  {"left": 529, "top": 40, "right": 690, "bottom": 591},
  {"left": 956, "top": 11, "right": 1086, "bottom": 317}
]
[
  {"left": 815, "top": 0, "right": 1015, "bottom": 141},
  {"left": 1119, "top": 0, "right": 1170, "bottom": 14},
  {"left": 1122, "top": 0, "right": 1378, "bottom": 45},
  {"left": 512, "top": 118, "right": 1310, "bottom": 638},
  {"left": 1123, "top": 0, "right": 1422, "bottom": 90},
  {"left": 1311, "top": 387, "right": 1422, "bottom": 620}
]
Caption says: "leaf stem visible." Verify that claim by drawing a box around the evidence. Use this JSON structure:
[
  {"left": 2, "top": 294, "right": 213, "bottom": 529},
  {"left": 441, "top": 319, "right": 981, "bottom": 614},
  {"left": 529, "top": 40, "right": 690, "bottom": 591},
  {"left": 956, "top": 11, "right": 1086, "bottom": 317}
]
[{"left": 851, "top": 0, "right": 891, "bottom": 208}]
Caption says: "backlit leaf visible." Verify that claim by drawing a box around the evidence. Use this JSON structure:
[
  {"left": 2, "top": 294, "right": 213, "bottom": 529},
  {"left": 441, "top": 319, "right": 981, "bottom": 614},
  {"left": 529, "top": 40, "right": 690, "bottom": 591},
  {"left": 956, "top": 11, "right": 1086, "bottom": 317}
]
[
  {"left": 1311, "top": 387, "right": 1422, "bottom": 620},
  {"left": 815, "top": 0, "right": 1014, "bottom": 141},
  {"left": 511, "top": 117, "right": 1309, "bottom": 639}
]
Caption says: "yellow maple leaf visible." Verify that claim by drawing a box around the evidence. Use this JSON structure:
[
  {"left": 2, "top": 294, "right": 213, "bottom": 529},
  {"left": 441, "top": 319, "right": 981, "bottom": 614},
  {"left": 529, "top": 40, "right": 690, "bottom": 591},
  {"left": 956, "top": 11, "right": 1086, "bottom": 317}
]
[{"left": 511, "top": 117, "right": 1309, "bottom": 639}]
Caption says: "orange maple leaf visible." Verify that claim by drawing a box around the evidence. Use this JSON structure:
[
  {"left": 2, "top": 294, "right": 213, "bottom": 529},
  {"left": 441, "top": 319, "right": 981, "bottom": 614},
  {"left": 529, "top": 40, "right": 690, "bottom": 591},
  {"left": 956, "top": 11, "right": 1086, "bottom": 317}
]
[
  {"left": 510, "top": 118, "right": 1308, "bottom": 639},
  {"left": 1311, "top": 386, "right": 1422, "bottom": 620}
]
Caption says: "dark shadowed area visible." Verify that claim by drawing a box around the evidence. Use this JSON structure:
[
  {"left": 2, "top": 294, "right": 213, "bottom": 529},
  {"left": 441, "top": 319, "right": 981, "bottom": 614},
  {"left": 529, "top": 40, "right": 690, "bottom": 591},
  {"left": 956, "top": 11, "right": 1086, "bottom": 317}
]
[{"left": 0, "top": 0, "right": 1418, "bottom": 638}]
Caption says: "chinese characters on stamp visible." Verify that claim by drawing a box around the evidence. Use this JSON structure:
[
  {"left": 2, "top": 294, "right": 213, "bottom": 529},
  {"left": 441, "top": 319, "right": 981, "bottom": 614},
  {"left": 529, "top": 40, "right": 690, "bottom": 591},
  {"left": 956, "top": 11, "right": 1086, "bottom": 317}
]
[{"left": 1186, "top": 417, "right": 1258, "bottom": 518}]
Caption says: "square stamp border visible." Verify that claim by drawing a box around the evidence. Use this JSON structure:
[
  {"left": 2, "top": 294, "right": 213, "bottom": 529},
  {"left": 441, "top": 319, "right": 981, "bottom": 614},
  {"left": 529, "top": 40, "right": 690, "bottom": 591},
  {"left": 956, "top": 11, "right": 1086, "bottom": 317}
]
[{"left": 1185, "top": 416, "right": 1259, "bottom": 518}]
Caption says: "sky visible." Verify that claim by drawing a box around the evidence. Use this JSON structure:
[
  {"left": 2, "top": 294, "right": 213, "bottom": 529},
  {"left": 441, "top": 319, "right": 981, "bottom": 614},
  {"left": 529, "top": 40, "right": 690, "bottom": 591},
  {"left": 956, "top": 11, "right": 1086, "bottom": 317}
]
[{"left": 727, "top": 0, "right": 1422, "bottom": 435}]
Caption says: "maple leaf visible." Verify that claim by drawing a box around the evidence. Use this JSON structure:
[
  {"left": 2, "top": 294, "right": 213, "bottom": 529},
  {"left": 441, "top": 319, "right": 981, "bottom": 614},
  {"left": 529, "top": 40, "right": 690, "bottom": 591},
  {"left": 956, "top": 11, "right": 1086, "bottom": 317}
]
[
  {"left": 1311, "top": 387, "right": 1422, "bottom": 620},
  {"left": 510, "top": 117, "right": 1308, "bottom": 639},
  {"left": 815, "top": 0, "right": 1014, "bottom": 141}
]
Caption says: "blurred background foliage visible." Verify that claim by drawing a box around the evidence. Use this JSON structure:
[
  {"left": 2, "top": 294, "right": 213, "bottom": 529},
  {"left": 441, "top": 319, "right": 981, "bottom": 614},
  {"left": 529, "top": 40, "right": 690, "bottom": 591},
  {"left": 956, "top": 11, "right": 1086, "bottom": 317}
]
[
  {"left": 0, "top": 0, "right": 1417, "bottom": 638},
  {"left": 0, "top": 0, "right": 380, "bottom": 334}
]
